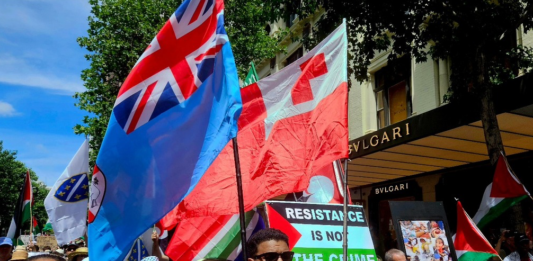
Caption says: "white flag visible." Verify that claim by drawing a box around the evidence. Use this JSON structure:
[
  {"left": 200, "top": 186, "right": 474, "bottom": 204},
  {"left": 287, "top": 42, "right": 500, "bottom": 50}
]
[{"left": 44, "top": 140, "right": 89, "bottom": 245}]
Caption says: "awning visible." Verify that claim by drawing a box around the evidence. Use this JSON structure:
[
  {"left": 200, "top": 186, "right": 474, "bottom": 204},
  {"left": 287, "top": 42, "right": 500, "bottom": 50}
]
[{"left": 347, "top": 74, "right": 533, "bottom": 188}]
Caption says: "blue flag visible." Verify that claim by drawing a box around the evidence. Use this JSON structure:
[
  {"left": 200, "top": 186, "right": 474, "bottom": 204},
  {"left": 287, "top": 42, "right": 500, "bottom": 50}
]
[{"left": 88, "top": 0, "right": 242, "bottom": 259}]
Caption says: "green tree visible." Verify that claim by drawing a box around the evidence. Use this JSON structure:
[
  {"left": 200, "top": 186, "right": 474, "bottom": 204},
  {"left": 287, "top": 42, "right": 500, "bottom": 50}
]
[
  {"left": 287, "top": 0, "right": 533, "bottom": 165},
  {"left": 0, "top": 141, "right": 49, "bottom": 235},
  {"left": 75, "top": 0, "right": 286, "bottom": 166}
]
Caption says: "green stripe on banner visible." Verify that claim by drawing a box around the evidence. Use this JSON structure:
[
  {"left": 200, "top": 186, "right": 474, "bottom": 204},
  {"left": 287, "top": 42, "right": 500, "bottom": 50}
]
[
  {"left": 458, "top": 251, "right": 498, "bottom": 261},
  {"left": 217, "top": 213, "right": 255, "bottom": 259},
  {"left": 292, "top": 247, "right": 377, "bottom": 261},
  {"left": 206, "top": 211, "right": 254, "bottom": 259},
  {"left": 477, "top": 195, "right": 528, "bottom": 229}
]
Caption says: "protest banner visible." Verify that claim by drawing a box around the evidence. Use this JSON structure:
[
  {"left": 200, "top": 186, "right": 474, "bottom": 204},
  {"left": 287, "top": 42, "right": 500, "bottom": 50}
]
[
  {"left": 37, "top": 236, "right": 58, "bottom": 249},
  {"left": 265, "top": 201, "right": 377, "bottom": 261}
]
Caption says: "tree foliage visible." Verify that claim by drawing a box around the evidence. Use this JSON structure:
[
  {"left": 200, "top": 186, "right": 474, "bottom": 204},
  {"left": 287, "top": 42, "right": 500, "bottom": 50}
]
[
  {"left": 0, "top": 141, "right": 49, "bottom": 235},
  {"left": 75, "top": 0, "right": 288, "bottom": 166}
]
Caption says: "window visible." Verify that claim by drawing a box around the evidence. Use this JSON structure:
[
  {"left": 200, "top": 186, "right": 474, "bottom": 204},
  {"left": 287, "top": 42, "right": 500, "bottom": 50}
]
[
  {"left": 376, "top": 90, "right": 386, "bottom": 128},
  {"left": 286, "top": 14, "right": 299, "bottom": 28},
  {"left": 270, "top": 57, "right": 277, "bottom": 70},
  {"left": 284, "top": 47, "right": 303, "bottom": 67},
  {"left": 374, "top": 56, "right": 412, "bottom": 128},
  {"left": 302, "top": 23, "right": 311, "bottom": 39}
]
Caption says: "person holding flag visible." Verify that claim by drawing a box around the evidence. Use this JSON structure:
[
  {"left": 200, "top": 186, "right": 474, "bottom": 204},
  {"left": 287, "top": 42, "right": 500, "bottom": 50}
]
[{"left": 87, "top": 0, "right": 242, "bottom": 259}]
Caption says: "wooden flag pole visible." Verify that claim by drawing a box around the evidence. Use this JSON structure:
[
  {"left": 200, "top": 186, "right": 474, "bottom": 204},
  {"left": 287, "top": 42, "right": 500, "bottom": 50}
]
[
  {"left": 342, "top": 159, "right": 349, "bottom": 261},
  {"left": 232, "top": 137, "right": 248, "bottom": 260}
]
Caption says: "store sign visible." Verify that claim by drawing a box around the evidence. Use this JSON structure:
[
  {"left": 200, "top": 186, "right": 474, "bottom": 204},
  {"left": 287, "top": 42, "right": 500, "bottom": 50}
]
[
  {"left": 349, "top": 123, "right": 411, "bottom": 155},
  {"left": 374, "top": 182, "right": 410, "bottom": 195},
  {"left": 265, "top": 201, "right": 377, "bottom": 261}
]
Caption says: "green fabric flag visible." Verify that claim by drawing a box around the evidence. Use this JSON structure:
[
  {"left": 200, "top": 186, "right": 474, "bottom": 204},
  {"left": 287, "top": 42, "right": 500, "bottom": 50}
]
[
  {"left": 243, "top": 62, "right": 259, "bottom": 87},
  {"left": 43, "top": 220, "right": 53, "bottom": 233}
]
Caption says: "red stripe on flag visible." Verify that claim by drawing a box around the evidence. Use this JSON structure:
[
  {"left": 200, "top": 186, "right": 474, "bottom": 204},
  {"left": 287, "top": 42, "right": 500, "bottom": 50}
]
[
  {"left": 238, "top": 82, "right": 267, "bottom": 131},
  {"left": 454, "top": 201, "right": 498, "bottom": 254},
  {"left": 127, "top": 81, "right": 158, "bottom": 134},
  {"left": 194, "top": 45, "right": 223, "bottom": 61},
  {"left": 490, "top": 153, "right": 528, "bottom": 198},
  {"left": 189, "top": 0, "right": 207, "bottom": 25},
  {"left": 24, "top": 170, "right": 32, "bottom": 203}
]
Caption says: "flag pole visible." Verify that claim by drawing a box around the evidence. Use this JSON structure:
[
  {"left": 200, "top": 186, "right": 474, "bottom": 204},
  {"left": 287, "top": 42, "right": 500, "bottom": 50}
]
[
  {"left": 342, "top": 159, "right": 349, "bottom": 261},
  {"left": 232, "top": 137, "right": 248, "bottom": 260}
]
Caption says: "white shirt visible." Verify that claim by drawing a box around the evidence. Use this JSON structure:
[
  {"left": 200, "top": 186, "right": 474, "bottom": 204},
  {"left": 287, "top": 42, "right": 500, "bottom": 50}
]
[{"left": 503, "top": 251, "right": 533, "bottom": 261}]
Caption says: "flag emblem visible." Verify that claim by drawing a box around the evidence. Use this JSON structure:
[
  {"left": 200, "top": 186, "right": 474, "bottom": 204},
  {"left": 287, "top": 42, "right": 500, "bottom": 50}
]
[
  {"left": 53, "top": 173, "right": 89, "bottom": 203},
  {"left": 125, "top": 238, "right": 149, "bottom": 261},
  {"left": 88, "top": 165, "right": 106, "bottom": 223},
  {"left": 112, "top": 0, "right": 228, "bottom": 134}
]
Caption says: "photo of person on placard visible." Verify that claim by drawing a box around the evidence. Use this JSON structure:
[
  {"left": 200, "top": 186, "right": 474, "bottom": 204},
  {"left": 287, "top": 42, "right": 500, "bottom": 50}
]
[{"left": 399, "top": 220, "right": 452, "bottom": 261}]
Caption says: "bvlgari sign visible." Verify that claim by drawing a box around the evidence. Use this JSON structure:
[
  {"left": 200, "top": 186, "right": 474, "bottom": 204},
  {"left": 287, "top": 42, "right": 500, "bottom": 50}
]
[
  {"left": 374, "top": 182, "right": 409, "bottom": 195},
  {"left": 349, "top": 123, "right": 411, "bottom": 156}
]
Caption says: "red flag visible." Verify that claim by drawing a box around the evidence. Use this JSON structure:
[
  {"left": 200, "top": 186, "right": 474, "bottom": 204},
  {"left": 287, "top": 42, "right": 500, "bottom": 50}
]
[
  {"left": 454, "top": 201, "right": 499, "bottom": 260},
  {"left": 165, "top": 23, "right": 348, "bottom": 220}
]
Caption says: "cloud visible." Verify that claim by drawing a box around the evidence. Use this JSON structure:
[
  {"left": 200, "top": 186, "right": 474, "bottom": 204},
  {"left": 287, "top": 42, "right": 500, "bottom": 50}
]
[
  {"left": 0, "top": 101, "right": 18, "bottom": 117},
  {"left": 0, "top": 54, "right": 85, "bottom": 94},
  {"left": 0, "top": 128, "right": 85, "bottom": 186},
  {"left": 0, "top": 0, "right": 91, "bottom": 37}
]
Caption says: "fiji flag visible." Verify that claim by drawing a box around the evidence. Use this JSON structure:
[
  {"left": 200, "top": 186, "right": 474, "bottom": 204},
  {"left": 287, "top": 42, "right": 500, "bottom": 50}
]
[{"left": 88, "top": 0, "right": 242, "bottom": 259}]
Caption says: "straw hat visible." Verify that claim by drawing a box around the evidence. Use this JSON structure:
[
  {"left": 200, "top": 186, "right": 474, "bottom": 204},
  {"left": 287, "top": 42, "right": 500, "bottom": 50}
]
[
  {"left": 68, "top": 247, "right": 89, "bottom": 260},
  {"left": 15, "top": 245, "right": 26, "bottom": 251},
  {"left": 11, "top": 250, "right": 29, "bottom": 261}
]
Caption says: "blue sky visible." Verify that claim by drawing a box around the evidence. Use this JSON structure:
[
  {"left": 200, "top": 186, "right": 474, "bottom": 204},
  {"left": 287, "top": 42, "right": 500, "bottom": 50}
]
[{"left": 0, "top": 1, "right": 92, "bottom": 186}]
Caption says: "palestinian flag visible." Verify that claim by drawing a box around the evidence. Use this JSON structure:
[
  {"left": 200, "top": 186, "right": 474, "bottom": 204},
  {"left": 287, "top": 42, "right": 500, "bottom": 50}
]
[
  {"left": 33, "top": 217, "right": 40, "bottom": 235},
  {"left": 6, "top": 170, "right": 33, "bottom": 242},
  {"left": 472, "top": 152, "right": 531, "bottom": 229},
  {"left": 165, "top": 209, "right": 265, "bottom": 261},
  {"left": 454, "top": 201, "right": 499, "bottom": 261}
]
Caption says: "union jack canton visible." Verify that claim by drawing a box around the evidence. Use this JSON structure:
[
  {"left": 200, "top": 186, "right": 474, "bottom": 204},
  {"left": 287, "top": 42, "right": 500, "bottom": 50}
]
[{"left": 113, "top": 0, "right": 228, "bottom": 134}]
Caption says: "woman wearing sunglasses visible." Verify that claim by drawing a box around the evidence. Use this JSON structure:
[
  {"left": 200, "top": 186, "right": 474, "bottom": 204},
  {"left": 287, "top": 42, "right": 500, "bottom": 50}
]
[{"left": 246, "top": 228, "right": 294, "bottom": 261}]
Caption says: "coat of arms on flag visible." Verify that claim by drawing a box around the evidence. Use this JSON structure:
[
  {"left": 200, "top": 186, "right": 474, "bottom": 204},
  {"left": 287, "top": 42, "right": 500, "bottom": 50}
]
[
  {"left": 53, "top": 173, "right": 89, "bottom": 203},
  {"left": 88, "top": 165, "right": 106, "bottom": 224}
]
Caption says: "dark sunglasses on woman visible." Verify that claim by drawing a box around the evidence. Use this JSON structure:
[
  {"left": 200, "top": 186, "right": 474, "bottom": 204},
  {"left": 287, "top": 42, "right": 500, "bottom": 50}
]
[{"left": 253, "top": 251, "right": 294, "bottom": 261}]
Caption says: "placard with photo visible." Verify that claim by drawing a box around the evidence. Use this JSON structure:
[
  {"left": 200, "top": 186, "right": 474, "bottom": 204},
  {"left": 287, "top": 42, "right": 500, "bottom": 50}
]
[{"left": 399, "top": 220, "right": 451, "bottom": 261}]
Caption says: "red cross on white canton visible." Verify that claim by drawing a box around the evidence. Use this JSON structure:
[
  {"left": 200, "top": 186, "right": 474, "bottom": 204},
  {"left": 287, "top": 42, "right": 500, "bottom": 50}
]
[{"left": 112, "top": 0, "right": 227, "bottom": 134}]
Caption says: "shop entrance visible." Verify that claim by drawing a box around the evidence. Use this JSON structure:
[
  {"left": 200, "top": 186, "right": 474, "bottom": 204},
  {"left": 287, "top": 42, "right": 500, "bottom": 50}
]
[{"left": 368, "top": 180, "right": 422, "bottom": 258}]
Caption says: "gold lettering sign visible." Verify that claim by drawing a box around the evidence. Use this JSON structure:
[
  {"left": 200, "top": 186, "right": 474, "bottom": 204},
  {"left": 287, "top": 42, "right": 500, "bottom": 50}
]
[
  {"left": 370, "top": 135, "right": 379, "bottom": 147},
  {"left": 350, "top": 123, "right": 412, "bottom": 154},
  {"left": 381, "top": 132, "right": 390, "bottom": 143}
]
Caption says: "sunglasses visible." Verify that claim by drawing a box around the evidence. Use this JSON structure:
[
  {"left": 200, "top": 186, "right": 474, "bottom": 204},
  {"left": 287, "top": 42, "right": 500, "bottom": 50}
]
[{"left": 254, "top": 251, "right": 294, "bottom": 261}]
